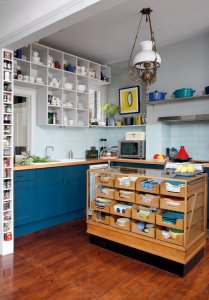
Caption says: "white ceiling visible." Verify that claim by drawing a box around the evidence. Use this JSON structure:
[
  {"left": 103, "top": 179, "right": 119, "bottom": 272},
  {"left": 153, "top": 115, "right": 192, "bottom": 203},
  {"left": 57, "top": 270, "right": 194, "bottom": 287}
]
[{"left": 40, "top": 0, "right": 209, "bottom": 66}]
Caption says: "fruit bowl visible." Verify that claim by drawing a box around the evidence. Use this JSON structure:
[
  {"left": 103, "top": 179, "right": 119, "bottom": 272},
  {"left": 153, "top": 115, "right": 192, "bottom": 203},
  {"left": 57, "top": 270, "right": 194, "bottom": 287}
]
[{"left": 175, "top": 172, "right": 197, "bottom": 177}]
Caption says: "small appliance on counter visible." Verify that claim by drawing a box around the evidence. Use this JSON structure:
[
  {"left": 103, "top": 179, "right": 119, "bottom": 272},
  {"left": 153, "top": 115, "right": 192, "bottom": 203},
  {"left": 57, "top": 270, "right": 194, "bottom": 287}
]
[
  {"left": 85, "top": 146, "right": 98, "bottom": 159},
  {"left": 126, "top": 131, "right": 146, "bottom": 141},
  {"left": 118, "top": 140, "right": 145, "bottom": 159}
]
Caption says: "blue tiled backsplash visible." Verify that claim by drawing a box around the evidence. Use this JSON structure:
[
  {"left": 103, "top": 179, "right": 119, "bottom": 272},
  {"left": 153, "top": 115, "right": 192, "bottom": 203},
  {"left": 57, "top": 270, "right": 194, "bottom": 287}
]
[
  {"left": 146, "top": 123, "right": 209, "bottom": 160},
  {"left": 34, "top": 126, "right": 146, "bottom": 159}
]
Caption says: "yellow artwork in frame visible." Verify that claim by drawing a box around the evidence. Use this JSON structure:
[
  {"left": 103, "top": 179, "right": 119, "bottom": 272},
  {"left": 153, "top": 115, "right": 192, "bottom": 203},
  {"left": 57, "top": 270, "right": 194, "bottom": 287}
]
[{"left": 119, "top": 86, "right": 140, "bottom": 114}]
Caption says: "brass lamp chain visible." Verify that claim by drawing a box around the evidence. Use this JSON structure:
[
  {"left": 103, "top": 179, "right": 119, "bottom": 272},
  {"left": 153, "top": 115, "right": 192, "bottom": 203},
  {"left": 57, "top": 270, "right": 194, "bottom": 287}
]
[{"left": 128, "top": 13, "right": 143, "bottom": 65}]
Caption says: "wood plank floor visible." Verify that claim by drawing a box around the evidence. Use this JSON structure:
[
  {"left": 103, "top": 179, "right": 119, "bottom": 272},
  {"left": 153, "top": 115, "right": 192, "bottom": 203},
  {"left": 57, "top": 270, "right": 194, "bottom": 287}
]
[{"left": 0, "top": 218, "right": 209, "bottom": 300}]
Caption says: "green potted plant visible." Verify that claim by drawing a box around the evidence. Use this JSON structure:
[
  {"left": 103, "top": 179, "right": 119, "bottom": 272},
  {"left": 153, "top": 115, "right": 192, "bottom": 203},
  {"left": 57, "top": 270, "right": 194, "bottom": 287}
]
[{"left": 101, "top": 103, "right": 120, "bottom": 126}]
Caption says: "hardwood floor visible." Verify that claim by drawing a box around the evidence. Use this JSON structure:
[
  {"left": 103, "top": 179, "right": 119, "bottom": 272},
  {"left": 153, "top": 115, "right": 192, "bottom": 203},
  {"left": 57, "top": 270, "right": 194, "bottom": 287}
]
[{"left": 0, "top": 219, "right": 209, "bottom": 300}]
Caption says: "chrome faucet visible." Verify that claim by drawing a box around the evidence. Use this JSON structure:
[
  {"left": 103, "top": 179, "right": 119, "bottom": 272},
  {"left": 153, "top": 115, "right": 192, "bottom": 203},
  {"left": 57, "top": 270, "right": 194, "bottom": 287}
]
[{"left": 45, "top": 146, "right": 54, "bottom": 158}]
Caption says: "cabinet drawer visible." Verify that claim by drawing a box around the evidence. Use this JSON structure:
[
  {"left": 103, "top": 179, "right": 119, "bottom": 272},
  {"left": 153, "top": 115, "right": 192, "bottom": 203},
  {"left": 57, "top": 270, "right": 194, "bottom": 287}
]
[
  {"left": 136, "top": 193, "right": 160, "bottom": 208},
  {"left": 131, "top": 221, "right": 156, "bottom": 238},
  {"left": 115, "top": 176, "right": 137, "bottom": 190},
  {"left": 160, "top": 182, "right": 185, "bottom": 198},
  {"left": 110, "top": 201, "right": 132, "bottom": 218},
  {"left": 136, "top": 178, "right": 160, "bottom": 194},
  {"left": 156, "top": 209, "right": 184, "bottom": 230},
  {"left": 132, "top": 205, "right": 156, "bottom": 223},
  {"left": 110, "top": 215, "right": 131, "bottom": 231},
  {"left": 160, "top": 197, "right": 185, "bottom": 212},
  {"left": 115, "top": 190, "right": 135, "bottom": 203},
  {"left": 92, "top": 211, "right": 110, "bottom": 225},
  {"left": 156, "top": 226, "right": 184, "bottom": 246},
  {"left": 96, "top": 175, "right": 115, "bottom": 187},
  {"left": 91, "top": 199, "right": 111, "bottom": 213},
  {"left": 95, "top": 187, "right": 115, "bottom": 199}
]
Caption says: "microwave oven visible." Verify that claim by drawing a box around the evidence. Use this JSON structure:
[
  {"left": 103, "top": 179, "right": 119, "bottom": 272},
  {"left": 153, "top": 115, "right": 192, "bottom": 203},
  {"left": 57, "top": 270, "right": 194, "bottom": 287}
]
[{"left": 119, "top": 140, "right": 145, "bottom": 159}]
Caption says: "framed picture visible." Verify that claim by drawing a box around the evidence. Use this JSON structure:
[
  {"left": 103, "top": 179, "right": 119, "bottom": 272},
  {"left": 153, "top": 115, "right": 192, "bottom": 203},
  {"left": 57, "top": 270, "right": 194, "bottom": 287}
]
[{"left": 119, "top": 86, "right": 140, "bottom": 114}]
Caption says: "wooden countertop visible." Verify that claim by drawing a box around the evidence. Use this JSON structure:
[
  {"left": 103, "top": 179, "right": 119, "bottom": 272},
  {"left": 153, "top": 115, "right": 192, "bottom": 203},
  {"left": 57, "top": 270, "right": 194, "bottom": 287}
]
[
  {"left": 13, "top": 158, "right": 165, "bottom": 171},
  {"left": 13, "top": 158, "right": 209, "bottom": 171}
]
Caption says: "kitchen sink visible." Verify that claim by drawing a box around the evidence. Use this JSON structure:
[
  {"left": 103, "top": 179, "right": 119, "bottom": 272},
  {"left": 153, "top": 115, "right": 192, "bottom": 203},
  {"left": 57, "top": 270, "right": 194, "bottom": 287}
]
[{"left": 30, "top": 158, "right": 86, "bottom": 165}]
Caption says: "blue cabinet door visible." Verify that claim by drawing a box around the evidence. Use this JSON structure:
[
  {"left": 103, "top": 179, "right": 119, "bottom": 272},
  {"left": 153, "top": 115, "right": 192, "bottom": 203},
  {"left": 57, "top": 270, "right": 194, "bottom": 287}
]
[
  {"left": 62, "top": 165, "right": 88, "bottom": 214},
  {"left": 14, "top": 171, "right": 36, "bottom": 227},
  {"left": 34, "top": 167, "right": 63, "bottom": 220}
]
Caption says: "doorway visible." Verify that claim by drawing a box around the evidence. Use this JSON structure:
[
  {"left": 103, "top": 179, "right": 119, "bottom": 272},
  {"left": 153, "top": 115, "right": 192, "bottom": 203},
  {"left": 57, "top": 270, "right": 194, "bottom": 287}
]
[{"left": 13, "top": 87, "right": 36, "bottom": 155}]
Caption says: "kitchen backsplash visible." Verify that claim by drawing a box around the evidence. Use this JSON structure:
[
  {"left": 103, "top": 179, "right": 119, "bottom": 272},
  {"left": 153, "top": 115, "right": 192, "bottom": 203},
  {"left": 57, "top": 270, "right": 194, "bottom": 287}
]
[
  {"left": 34, "top": 126, "right": 146, "bottom": 159},
  {"left": 146, "top": 123, "right": 209, "bottom": 160}
]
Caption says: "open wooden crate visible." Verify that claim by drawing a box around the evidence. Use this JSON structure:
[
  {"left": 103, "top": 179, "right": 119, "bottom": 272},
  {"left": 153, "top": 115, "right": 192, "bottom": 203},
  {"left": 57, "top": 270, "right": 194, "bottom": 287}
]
[
  {"left": 132, "top": 205, "right": 156, "bottom": 224},
  {"left": 131, "top": 221, "right": 156, "bottom": 238}
]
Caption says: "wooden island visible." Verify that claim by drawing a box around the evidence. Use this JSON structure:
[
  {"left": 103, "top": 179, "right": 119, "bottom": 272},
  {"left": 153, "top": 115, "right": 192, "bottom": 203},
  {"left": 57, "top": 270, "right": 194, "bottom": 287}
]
[{"left": 86, "top": 167, "right": 207, "bottom": 276}]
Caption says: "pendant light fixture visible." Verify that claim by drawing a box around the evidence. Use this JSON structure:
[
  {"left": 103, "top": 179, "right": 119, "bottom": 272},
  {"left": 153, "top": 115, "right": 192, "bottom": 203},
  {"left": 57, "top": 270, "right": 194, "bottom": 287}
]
[{"left": 128, "top": 8, "right": 161, "bottom": 87}]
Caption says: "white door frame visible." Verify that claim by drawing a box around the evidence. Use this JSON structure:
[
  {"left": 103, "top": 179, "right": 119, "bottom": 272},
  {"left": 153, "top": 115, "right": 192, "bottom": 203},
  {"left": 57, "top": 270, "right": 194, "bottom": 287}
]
[{"left": 13, "top": 86, "right": 36, "bottom": 154}]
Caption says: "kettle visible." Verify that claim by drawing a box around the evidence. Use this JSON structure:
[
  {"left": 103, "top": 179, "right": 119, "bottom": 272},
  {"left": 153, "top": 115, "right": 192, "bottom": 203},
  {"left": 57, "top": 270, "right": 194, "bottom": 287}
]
[{"left": 166, "top": 147, "right": 178, "bottom": 160}]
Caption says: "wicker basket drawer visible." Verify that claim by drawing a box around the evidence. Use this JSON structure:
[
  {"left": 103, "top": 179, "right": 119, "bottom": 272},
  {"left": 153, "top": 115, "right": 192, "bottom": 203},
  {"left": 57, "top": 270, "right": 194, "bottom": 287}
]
[
  {"left": 115, "top": 190, "right": 136, "bottom": 203},
  {"left": 131, "top": 221, "right": 156, "bottom": 238},
  {"left": 115, "top": 175, "right": 138, "bottom": 190},
  {"left": 136, "top": 178, "right": 160, "bottom": 194},
  {"left": 156, "top": 226, "right": 184, "bottom": 246},
  {"left": 91, "top": 199, "right": 111, "bottom": 213},
  {"left": 92, "top": 211, "right": 110, "bottom": 225},
  {"left": 132, "top": 205, "right": 156, "bottom": 224},
  {"left": 110, "top": 201, "right": 133, "bottom": 218},
  {"left": 96, "top": 175, "right": 115, "bottom": 187},
  {"left": 110, "top": 215, "right": 131, "bottom": 231},
  {"left": 156, "top": 209, "right": 184, "bottom": 230},
  {"left": 96, "top": 187, "right": 115, "bottom": 200},
  {"left": 160, "top": 197, "right": 185, "bottom": 212},
  {"left": 136, "top": 193, "right": 160, "bottom": 208}
]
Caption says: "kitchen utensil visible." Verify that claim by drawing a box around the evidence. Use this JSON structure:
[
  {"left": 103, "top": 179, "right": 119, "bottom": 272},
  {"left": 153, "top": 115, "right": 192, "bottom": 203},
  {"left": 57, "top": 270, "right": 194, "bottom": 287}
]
[
  {"left": 147, "top": 91, "right": 167, "bottom": 101},
  {"left": 173, "top": 88, "right": 196, "bottom": 98},
  {"left": 205, "top": 86, "right": 209, "bottom": 94},
  {"left": 123, "top": 116, "right": 134, "bottom": 125},
  {"left": 176, "top": 146, "right": 190, "bottom": 159}
]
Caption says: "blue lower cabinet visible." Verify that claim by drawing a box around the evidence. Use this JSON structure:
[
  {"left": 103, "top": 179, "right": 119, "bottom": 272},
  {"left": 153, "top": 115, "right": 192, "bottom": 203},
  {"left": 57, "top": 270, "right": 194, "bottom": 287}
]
[
  {"left": 35, "top": 168, "right": 63, "bottom": 220},
  {"left": 62, "top": 165, "right": 88, "bottom": 214},
  {"left": 14, "top": 165, "right": 89, "bottom": 237},
  {"left": 14, "top": 176, "right": 35, "bottom": 227},
  {"left": 111, "top": 161, "right": 164, "bottom": 170}
]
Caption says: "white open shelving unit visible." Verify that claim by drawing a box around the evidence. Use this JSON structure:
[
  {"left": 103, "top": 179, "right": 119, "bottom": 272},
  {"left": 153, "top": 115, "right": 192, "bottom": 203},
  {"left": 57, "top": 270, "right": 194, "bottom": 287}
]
[
  {"left": 0, "top": 49, "right": 14, "bottom": 255},
  {"left": 14, "top": 43, "right": 111, "bottom": 127}
]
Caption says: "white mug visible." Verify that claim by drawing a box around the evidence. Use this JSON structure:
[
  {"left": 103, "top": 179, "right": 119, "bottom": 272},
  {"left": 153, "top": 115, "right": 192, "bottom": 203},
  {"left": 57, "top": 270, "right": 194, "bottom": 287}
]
[{"left": 18, "top": 74, "right": 23, "bottom": 80}]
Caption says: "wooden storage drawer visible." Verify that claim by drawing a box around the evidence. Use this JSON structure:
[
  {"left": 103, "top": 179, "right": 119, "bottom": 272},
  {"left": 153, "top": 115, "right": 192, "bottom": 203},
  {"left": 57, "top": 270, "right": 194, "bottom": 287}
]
[
  {"left": 136, "top": 178, "right": 160, "bottom": 194},
  {"left": 96, "top": 187, "right": 115, "bottom": 200},
  {"left": 160, "top": 197, "right": 185, "bottom": 212},
  {"left": 132, "top": 205, "right": 156, "bottom": 224},
  {"left": 115, "top": 176, "right": 137, "bottom": 190},
  {"left": 131, "top": 221, "right": 156, "bottom": 238},
  {"left": 136, "top": 193, "right": 160, "bottom": 208},
  {"left": 110, "top": 201, "right": 132, "bottom": 218},
  {"left": 156, "top": 226, "right": 184, "bottom": 246},
  {"left": 110, "top": 215, "right": 131, "bottom": 231},
  {"left": 160, "top": 182, "right": 185, "bottom": 198},
  {"left": 92, "top": 211, "right": 110, "bottom": 225},
  {"left": 115, "top": 190, "right": 135, "bottom": 203},
  {"left": 91, "top": 199, "right": 111, "bottom": 213},
  {"left": 156, "top": 209, "right": 184, "bottom": 230},
  {"left": 96, "top": 175, "right": 115, "bottom": 187}
]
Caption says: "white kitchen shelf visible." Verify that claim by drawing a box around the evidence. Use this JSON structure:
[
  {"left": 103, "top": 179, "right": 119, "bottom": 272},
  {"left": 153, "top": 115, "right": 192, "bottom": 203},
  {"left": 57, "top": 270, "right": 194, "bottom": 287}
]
[
  {"left": 89, "top": 124, "right": 146, "bottom": 128},
  {"left": 1, "top": 49, "right": 14, "bottom": 255},
  {"left": 146, "top": 94, "right": 209, "bottom": 105},
  {"left": 14, "top": 43, "right": 111, "bottom": 127}
]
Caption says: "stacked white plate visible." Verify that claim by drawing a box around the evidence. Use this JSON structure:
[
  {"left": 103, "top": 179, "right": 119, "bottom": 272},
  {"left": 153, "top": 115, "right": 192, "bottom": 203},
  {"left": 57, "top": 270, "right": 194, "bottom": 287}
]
[{"left": 95, "top": 197, "right": 111, "bottom": 208}]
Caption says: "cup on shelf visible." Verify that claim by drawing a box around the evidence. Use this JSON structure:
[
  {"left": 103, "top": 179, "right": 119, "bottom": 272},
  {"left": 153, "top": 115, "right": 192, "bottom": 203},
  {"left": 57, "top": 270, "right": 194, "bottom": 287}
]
[
  {"left": 33, "top": 51, "right": 39, "bottom": 57},
  {"left": 51, "top": 96, "right": 57, "bottom": 106},
  {"left": 17, "top": 74, "right": 23, "bottom": 81},
  {"left": 32, "top": 56, "right": 41, "bottom": 63},
  {"left": 77, "top": 84, "right": 86, "bottom": 93},
  {"left": 23, "top": 75, "right": 29, "bottom": 82},
  {"left": 36, "top": 77, "right": 43, "bottom": 84},
  {"left": 30, "top": 76, "right": 35, "bottom": 83},
  {"left": 64, "top": 82, "right": 73, "bottom": 90},
  {"left": 68, "top": 119, "right": 74, "bottom": 126},
  {"left": 56, "top": 98, "right": 61, "bottom": 106}
]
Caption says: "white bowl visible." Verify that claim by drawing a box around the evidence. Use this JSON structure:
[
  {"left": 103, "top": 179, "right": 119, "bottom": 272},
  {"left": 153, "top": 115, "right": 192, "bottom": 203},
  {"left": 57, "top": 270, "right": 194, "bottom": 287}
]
[
  {"left": 77, "top": 85, "right": 86, "bottom": 93},
  {"left": 64, "top": 83, "right": 73, "bottom": 90},
  {"left": 32, "top": 56, "right": 41, "bottom": 63}
]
